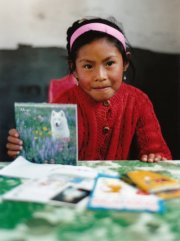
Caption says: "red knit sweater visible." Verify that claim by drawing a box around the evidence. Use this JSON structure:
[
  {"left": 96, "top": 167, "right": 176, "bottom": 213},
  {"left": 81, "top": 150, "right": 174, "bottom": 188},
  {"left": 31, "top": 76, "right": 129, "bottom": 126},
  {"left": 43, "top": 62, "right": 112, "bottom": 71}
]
[{"left": 53, "top": 83, "right": 172, "bottom": 160}]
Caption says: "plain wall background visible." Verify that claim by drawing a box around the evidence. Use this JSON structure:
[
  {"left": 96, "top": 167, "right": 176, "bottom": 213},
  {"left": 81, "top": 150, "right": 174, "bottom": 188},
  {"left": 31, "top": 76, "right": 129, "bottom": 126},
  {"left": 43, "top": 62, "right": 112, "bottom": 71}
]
[{"left": 0, "top": 0, "right": 180, "bottom": 53}]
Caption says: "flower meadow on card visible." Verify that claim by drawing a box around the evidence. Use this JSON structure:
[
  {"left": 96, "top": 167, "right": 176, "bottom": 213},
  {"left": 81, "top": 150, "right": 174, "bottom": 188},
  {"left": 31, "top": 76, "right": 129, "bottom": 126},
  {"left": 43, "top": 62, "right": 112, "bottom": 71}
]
[{"left": 15, "top": 103, "right": 77, "bottom": 165}]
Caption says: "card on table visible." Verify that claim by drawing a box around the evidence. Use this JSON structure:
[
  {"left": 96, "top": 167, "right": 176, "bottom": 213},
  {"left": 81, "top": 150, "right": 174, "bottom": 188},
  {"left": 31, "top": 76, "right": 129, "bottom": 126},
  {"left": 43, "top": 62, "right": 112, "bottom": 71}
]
[
  {"left": 88, "top": 174, "right": 164, "bottom": 213},
  {"left": 124, "top": 170, "right": 180, "bottom": 193},
  {"left": 3, "top": 172, "right": 92, "bottom": 205}
]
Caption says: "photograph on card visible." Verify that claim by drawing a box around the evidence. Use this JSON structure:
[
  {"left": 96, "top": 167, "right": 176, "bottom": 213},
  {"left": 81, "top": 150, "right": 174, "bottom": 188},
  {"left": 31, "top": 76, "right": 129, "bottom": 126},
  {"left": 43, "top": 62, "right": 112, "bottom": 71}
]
[
  {"left": 15, "top": 103, "right": 78, "bottom": 165},
  {"left": 50, "top": 185, "right": 90, "bottom": 205}
]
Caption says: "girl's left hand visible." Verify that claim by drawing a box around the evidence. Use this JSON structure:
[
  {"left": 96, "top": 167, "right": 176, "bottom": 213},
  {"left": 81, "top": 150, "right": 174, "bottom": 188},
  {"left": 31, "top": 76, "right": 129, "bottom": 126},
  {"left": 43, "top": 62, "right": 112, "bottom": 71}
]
[{"left": 140, "top": 153, "right": 167, "bottom": 163}]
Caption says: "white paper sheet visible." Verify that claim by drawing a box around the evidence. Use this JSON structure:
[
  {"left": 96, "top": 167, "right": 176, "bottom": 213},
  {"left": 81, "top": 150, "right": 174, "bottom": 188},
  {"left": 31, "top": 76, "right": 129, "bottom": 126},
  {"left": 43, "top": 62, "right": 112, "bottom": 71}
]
[{"left": 0, "top": 156, "right": 98, "bottom": 179}]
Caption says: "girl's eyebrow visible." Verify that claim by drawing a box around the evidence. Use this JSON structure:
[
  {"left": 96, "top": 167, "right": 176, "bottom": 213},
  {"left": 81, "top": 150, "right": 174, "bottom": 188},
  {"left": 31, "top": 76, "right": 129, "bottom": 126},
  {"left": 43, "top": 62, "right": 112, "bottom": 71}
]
[
  {"left": 103, "top": 56, "right": 117, "bottom": 61},
  {"left": 78, "top": 59, "right": 94, "bottom": 63},
  {"left": 78, "top": 55, "right": 117, "bottom": 63}
]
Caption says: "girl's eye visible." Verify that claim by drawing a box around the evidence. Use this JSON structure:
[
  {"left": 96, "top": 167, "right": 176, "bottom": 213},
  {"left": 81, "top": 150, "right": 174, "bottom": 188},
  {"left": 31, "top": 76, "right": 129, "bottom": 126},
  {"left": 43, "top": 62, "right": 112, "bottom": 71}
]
[
  {"left": 106, "top": 61, "right": 115, "bottom": 67},
  {"left": 83, "top": 64, "right": 92, "bottom": 69}
]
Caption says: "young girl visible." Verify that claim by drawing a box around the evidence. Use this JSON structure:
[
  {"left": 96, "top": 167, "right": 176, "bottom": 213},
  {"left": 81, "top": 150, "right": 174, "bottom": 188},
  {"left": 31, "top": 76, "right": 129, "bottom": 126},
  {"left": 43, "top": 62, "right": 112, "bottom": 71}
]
[{"left": 6, "top": 17, "right": 172, "bottom": 162}]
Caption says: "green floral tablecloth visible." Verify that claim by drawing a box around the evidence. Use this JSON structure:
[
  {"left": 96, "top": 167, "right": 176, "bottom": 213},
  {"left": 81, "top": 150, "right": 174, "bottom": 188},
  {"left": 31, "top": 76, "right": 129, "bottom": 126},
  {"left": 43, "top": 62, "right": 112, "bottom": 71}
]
[{"left": 0, "top": 160, "right": 180, "bottom": 241}]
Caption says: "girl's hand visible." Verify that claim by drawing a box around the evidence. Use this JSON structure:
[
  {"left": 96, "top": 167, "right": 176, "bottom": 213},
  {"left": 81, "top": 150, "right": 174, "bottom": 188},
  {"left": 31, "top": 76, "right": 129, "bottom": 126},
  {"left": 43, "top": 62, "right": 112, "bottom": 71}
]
[
  {"left": 6, "top": 128, "right": 23, "bottom": 158},
  {"left": 140, "top": 153, "right": 167, "bottom": 163}
]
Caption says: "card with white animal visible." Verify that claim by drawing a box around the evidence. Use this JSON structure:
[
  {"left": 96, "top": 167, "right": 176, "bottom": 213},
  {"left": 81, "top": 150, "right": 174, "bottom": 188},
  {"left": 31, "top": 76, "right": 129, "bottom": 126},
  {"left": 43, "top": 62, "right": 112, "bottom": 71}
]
[
  {"left": 14, "top": 102, "right": 78, "bottom": 165},
  {"left": 3, "top": 173, "right": 91, "bottom": 206}
]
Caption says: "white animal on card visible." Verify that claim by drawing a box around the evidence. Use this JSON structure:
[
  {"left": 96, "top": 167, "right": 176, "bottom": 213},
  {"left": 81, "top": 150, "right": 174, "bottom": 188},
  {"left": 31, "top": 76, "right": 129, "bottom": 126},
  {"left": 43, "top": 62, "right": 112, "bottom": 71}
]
[{"left": 50, "top": 110, "right": 70, "bottom": 141}]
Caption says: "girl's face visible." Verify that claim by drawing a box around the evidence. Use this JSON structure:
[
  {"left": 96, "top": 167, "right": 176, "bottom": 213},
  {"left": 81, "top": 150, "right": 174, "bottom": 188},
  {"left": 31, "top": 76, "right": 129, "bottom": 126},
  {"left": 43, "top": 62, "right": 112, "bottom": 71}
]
[{"left": 74, "top": 38, "right": 128, "bottom": 102}]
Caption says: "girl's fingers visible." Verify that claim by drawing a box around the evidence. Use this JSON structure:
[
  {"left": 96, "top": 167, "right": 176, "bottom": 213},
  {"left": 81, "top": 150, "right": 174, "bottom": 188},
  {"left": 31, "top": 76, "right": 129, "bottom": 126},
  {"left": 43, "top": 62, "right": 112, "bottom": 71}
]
[
  {"left": 9, "top": 128, "right": 19, "bottom": 137},
  {"left": 7, "top": 150, "right": 20, "bottom": 158},
  {"left": 154, "top": 154, "right": 162, "bottom": 162},
  {"left": 6, "top": 143, "right": 22, "bottom": 151},
  {"left": 140, "top": 153, "right": 167, "bottom": 163},
  {"left": 7, "top": 136, "right": 22, "bottom": 145},
  {"left": 6, "top": 129, "right": 22, "bottom": 158},
  {"left": 140, "top": 155, "right": 148, "bottom": 162},
  {"left": 147, "top": 153, "right": 155, "bottom": 162}
]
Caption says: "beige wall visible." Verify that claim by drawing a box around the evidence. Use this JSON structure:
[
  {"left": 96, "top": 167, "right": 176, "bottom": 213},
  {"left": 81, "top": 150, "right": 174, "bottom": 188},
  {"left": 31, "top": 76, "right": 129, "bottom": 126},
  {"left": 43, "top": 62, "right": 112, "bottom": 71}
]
[{"left": 0, "top": 0, "right": 179, "bottom": 53}]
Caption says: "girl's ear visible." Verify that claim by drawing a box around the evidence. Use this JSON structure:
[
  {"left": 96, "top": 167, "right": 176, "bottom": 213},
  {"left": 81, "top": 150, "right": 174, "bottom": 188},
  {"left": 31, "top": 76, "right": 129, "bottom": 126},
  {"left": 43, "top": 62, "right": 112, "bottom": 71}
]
[
  {"left": 123, "top": 51, "right": 131, "bottom": 72},
  {"left": 123, "top": 62, "right": 129, "bottom": 72},
  {"left": 73, "top": 70, "right": 79, "bottom": 81},
  {"left": 69, "top": 60, "right": 79, "bottom": 80},
  {"left": 68, "top": 61, "right": 74, "bottom": 73}
]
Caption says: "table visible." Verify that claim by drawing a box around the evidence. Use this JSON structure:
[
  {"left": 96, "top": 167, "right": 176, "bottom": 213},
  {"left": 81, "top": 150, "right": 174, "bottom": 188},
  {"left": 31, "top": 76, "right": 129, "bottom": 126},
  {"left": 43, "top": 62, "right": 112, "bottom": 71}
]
[{"left": 0, "top": 160, "right": 180, "bottom": 241}]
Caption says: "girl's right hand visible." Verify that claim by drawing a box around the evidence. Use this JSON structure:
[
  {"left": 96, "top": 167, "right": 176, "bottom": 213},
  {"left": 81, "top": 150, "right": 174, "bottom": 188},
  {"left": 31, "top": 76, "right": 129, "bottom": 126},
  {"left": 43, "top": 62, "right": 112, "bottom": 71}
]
[{"left": 6, "top": 128, "right": 23, "bottom": 158}]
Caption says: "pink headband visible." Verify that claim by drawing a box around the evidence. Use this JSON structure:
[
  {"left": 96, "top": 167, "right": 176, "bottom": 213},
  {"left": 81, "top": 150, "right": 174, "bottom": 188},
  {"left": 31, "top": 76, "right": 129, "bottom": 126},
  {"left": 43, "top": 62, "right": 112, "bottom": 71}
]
[{"left": 70, "top": 22, "right": 126, "bottom": 51}]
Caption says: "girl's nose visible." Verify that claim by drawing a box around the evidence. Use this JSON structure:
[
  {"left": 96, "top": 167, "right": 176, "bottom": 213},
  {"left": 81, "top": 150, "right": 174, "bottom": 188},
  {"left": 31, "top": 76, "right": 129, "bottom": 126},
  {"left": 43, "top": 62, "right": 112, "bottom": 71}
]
[{"left": 95, "top": 67, "right": 107, "bottom": 82}]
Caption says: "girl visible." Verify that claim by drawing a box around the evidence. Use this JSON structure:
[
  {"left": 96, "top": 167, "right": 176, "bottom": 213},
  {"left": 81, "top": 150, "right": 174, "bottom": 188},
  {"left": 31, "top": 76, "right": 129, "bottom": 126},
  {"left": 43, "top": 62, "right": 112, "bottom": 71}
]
[{"left": 7, "top": 17, "right": 172, "bottom": 162}]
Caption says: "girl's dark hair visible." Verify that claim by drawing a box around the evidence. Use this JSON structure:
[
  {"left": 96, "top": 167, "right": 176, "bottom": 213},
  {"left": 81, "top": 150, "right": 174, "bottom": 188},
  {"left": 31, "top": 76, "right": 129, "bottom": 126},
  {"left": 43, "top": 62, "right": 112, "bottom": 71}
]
[{"left": 66, "top": 17, "right": 135, "bottom": 78}]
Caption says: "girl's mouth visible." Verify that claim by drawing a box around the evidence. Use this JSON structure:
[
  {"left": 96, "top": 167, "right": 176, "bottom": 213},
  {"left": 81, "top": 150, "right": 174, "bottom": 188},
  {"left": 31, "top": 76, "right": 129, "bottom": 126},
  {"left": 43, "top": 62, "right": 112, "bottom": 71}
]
[{"left": 93, "top": 86, "right": 110, "bottom": 90}]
